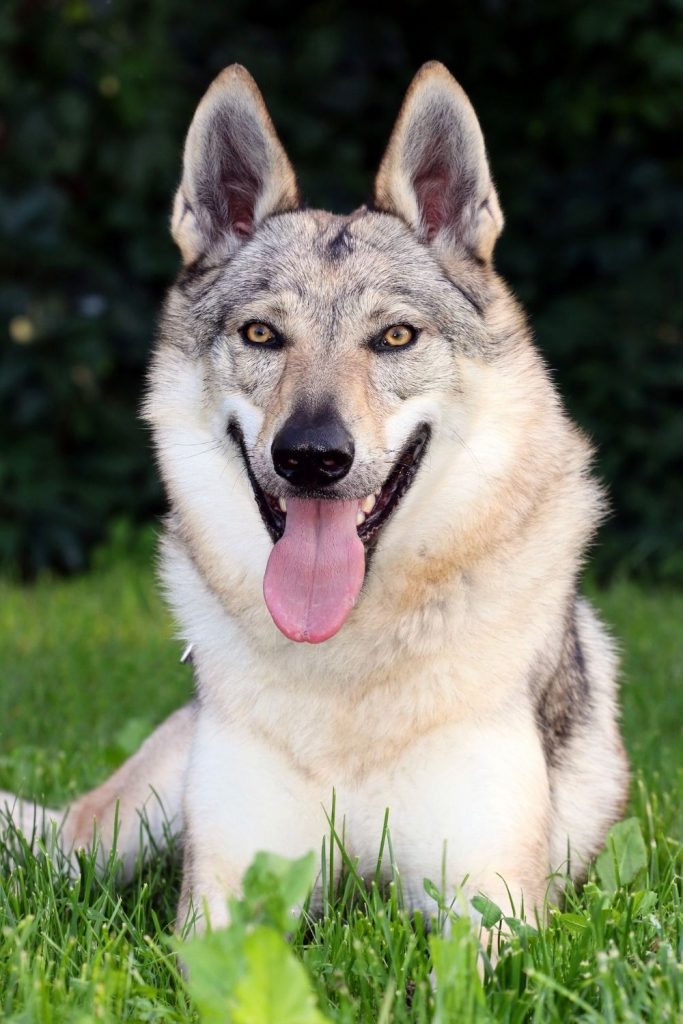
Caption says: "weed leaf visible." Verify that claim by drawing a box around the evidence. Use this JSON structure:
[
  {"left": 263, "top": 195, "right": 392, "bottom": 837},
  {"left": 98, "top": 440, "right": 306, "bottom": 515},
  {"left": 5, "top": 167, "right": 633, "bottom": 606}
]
[
  {"left": 470, "top": 894, "right": 503, "bottom": 929},
  {"left": 596, "top": 817, "right": 648, "bottom": 892},
  {"left": 240, "top": 851, "right": 316, "bottom": 931},
  {"left": 233, "top": 926, "right": 329, "bottom": 1024},
  {"left": 177, "top": 926, "right": 245, "bottom": 1023}
]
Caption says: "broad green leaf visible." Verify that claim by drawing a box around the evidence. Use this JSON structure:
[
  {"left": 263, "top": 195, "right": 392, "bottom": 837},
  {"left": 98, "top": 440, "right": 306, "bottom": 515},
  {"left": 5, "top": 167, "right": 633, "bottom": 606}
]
[
  {"left": 596, "top": 817, "right": 648, "bottom": 892},
  {"left": 555, "top": 912, "right": 589, "bottom": 933},
  {"left": 470, "top": 894, "right": 503, "bottom": 928},
  {"left": 503, "top": 917, "right": 538, "bottom": 941},
  {"left": 631, "top": 889, "right": 658, "bottom": 916},
  {"left": 176, "top": 925, "right": 245, "bottom": 1024},
  {"left": 423, "top": 877, "right": 447, "bottom": 910},
  {"left": 232, "top": 926, "right": 330, "bottom": 1024},
  {"left": 177, "top": 852, "right": 323, "bottom": 1023},
  {"left": 240, "top": 851, "right": 317, "bottom": 931},
  {"left": 109, "top": 716, "right": 155, "bottom": 761}
]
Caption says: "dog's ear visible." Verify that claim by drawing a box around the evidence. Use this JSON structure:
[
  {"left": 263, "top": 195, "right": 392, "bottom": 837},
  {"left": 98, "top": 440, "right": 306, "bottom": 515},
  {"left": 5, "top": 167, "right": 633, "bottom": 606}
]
[
  {"left": 374, "top": 62, "right": 503, "bottom": 262},
  {"left": 171, "top": 65, "right": 299, "bottom": 264}
]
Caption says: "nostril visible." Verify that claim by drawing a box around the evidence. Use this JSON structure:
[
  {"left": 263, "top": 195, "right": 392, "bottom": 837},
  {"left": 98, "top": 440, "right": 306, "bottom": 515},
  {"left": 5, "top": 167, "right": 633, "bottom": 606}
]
[{"left": 271, "top": 407, "right": 355, "bottom": 487}]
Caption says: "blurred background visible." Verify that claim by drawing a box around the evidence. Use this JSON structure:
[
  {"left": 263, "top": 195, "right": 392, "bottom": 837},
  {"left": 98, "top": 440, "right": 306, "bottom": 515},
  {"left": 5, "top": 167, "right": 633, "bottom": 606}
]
[{"left": 1, "top": 0, "right": 682, "bottom": 582}]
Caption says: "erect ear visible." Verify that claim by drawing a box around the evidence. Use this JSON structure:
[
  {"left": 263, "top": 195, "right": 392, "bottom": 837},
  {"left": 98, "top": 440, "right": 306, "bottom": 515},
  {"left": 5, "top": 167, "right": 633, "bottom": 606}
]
[
  {"left": 171, "top": 65, "right": 299, "bottom": 264},
  {"left": 374, "top": 62, "right": 503, "bottom": 263}
]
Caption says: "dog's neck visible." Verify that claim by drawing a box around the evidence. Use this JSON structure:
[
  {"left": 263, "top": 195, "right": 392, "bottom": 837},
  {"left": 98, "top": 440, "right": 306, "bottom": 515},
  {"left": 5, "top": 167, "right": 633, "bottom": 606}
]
[{"left": 161, "top": 417, "right": 596, "bottom": 726}]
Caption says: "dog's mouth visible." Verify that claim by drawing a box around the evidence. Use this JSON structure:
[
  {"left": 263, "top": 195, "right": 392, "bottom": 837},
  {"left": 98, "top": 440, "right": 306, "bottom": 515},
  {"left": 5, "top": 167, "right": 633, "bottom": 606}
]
[{"left": 228, "top": 422, "right": 431, "bottom": 644}]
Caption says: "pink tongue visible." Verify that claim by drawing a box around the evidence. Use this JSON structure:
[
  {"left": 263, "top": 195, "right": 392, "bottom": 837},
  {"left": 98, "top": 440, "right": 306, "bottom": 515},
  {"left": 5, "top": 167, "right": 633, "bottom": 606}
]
[{"left": 263, "top": 498, "right": 365, "bottom": 643}]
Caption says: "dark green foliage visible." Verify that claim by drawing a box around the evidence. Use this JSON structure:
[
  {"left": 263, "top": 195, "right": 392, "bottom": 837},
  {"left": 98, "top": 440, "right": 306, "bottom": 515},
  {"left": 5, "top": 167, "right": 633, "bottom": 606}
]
[{"left": 1, "top": 0, "right": 681, "bottom": 577}]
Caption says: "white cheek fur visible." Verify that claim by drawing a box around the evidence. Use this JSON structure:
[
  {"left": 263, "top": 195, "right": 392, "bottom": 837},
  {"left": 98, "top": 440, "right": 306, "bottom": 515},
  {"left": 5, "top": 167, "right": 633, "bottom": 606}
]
[
  {"left": 383, "top": 395, "right": 445, "bottom": 456},
  {"left": 220, "top": 392, "right": 265, "bottom": 448}
]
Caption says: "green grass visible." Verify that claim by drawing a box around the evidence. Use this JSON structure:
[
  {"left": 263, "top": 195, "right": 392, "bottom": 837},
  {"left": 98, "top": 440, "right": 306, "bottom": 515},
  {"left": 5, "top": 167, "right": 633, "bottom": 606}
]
[{"left": 0, "top": 535, "right": 681, "bottom": 1022}]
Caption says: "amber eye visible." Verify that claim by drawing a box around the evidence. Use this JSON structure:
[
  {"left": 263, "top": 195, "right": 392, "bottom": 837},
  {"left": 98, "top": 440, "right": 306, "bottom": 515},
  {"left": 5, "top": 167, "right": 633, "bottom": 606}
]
[
  {"left": 381, "top": 324, "right": 416, "bottom": 348},
  {"left": 242, "top": 322, "right": 277, "bottom": 345}
]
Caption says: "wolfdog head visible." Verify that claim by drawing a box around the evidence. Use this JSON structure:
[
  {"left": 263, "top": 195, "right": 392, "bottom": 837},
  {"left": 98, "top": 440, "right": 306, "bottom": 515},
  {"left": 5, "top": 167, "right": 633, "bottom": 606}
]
[{"left": 145, "top": 63, "right": 594, "bottom": 648}]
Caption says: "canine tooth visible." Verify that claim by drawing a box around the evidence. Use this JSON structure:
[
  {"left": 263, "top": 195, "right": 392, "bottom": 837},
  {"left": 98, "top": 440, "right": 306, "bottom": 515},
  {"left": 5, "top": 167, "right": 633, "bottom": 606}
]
[
  {"left": 373, "top": 488, "right": 381, "bottom": 498},
  {"left": 278, "top": 497, "right": 287, "bottom": 512},
  {"left": 361, "top": 494, "right": 376, "bottom": 514},
  {"left": 356, "top": 510, "right": 366, "bottom": 527}
]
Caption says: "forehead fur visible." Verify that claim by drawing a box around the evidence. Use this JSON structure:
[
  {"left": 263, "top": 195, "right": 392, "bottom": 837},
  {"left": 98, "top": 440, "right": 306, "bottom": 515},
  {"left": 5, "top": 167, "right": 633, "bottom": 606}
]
[{"left": 171, "top": 208, "right": 493, "bottom": 355}]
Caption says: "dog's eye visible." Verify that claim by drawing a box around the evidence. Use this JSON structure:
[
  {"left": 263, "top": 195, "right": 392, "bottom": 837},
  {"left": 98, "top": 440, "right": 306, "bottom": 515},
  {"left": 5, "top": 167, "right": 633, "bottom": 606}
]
[
  {"left": 241, "top": 322, "right": 280, "bottom": 347},
  {"left": 376, "top": 324, "right": 417, "bottom": 350}
]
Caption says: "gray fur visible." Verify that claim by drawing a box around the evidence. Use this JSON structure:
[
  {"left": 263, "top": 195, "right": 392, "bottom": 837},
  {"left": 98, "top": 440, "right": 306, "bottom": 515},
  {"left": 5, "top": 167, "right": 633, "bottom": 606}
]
[{"left": 532, "top": 601, "right": 592, "bottom": 768}]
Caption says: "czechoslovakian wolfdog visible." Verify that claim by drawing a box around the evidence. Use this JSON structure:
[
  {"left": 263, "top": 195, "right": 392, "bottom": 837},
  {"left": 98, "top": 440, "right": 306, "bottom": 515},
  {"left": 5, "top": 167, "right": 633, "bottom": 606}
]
[{"left": 2, "top": 62, "right": 629, "bottom": 938}]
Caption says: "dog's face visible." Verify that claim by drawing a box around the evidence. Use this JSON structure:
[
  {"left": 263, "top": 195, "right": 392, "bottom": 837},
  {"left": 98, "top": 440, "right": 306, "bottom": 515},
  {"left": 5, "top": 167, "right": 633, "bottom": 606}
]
[{"left": 150, "top": 63, "right": 514, "bottom": 645}]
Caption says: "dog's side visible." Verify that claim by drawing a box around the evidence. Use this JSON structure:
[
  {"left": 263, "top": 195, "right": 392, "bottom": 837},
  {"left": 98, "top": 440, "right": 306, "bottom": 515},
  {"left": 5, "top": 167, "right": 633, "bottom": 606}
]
[{"left": 1, "top": 62, "right": 628, "bottom": 933}]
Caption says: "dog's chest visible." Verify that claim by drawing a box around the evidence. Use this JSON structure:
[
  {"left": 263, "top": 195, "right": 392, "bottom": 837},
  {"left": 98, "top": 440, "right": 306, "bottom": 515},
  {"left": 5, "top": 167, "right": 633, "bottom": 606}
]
[
  {"left": 185, "top": 586, "right": 549, "bottom": 880},
  {"left": 187, "top": 682, "right": 546, "bottom": 895},
  {"left": 210, "top": 651, "right": 471, "bottom": 781}
]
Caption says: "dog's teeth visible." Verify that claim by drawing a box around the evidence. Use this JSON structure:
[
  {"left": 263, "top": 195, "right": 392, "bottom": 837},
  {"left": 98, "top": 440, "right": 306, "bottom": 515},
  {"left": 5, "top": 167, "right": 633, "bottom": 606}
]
[
  {"left": 361, "top": 494, "right": 376, "bottom": 514},
  {"left": 356, "top": 510, "right": 366, "bottom": 527},
  {"left": 373, "top": 488, "right": 381, "bottom": 498},
  {"left": 278, "top": 497, "right": 287, "bottom": 512}
]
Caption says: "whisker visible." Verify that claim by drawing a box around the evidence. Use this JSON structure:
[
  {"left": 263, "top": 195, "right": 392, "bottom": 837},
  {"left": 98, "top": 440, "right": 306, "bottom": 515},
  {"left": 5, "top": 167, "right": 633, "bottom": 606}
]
[
  {"left": 441, "top": 426, "right": 486, "bottom": 478},
  {"left": 179, "top": 441, "right": 226, "bottom": 460}
]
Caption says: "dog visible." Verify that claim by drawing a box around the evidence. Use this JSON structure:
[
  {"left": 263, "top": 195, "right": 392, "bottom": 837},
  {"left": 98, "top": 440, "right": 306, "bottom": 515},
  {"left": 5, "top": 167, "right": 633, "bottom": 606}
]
[{"left": 1, "top": 62, "right": 629, "bottom": 937}]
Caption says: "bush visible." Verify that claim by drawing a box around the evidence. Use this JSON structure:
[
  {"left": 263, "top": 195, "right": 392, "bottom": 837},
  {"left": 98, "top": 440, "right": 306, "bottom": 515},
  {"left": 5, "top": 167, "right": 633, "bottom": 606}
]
[{"left": 1, "top": 0, "right": 681, "bottom": 578}]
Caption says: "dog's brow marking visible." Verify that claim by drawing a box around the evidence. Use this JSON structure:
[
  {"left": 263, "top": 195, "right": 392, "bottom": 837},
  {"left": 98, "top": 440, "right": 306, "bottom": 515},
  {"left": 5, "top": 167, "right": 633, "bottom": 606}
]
[
  {"left": 357, "top": 223, "right": 485, "bottom": 317},
  {"left": 325, "top": 226, "right": 354, "bottom": 260},
  {"left": 445, "top": 278, "right": 485, "bottom": 317},
  {"left": 176, "top": 257, "right": 228, "bottom": 294}
]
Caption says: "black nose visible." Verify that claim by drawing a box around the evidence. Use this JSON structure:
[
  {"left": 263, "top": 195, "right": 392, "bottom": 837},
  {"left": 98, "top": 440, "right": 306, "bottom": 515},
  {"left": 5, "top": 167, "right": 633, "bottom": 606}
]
[{"left": 272, "top": 407, "right": 355, "bottom": 488}]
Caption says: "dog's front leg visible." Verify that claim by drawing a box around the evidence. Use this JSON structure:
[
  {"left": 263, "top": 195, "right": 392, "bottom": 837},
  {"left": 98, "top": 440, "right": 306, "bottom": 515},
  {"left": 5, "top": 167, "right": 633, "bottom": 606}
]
[
  {"left": 384, "top": 712, "right": 551, "bottom": 952},
  {"left": 176, "top": 711, "right": 332, "bottom": 933}
]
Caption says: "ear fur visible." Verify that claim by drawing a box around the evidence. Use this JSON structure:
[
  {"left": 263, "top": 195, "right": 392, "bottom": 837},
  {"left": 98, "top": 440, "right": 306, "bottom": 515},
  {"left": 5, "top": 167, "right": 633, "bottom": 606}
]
[
  {"left": 171, "top": 65, "right": 299, "bottom": 264},
  {"left": 374, "top": 62, "right": 503, "bottom": 262}
]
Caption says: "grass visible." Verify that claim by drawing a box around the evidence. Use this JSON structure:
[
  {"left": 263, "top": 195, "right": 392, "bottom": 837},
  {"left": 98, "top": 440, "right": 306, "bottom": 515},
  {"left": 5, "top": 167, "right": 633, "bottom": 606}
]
[{"left": 0, "top": 532, "right": 681, "bottom": 1022}]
